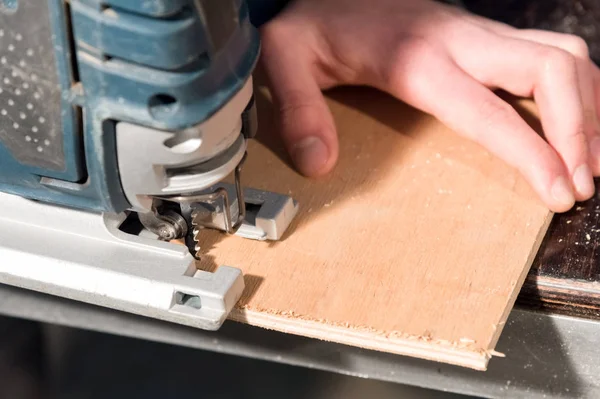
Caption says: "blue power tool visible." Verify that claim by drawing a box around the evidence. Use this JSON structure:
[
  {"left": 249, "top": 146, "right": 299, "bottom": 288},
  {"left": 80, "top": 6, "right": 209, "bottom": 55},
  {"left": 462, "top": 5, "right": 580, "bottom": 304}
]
[{"left": 0, "top": 0, "right": 298, "bottom": 330}]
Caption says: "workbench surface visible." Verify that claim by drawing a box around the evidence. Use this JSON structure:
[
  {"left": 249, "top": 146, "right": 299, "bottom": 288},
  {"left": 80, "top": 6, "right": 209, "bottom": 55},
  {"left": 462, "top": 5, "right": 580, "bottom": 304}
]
[{"left": 518, "top": 184, "right": 600, "bottom": 318}]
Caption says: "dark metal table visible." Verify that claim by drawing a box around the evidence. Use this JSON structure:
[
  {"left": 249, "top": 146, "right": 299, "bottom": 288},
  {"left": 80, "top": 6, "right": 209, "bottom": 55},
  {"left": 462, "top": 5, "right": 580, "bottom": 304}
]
[{"left": 518, "top": 186, "right": 600, "bottom": 319}]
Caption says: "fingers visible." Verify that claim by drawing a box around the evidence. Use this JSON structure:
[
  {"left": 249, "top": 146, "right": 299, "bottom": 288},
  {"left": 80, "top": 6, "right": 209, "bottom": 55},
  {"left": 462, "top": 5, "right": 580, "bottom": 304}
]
[
  {"left": 527, "top": 42, "right": 593, "bottom": 200},
  {"left": 388, "top": 48, "right": 575, "bottom": 212},
  {"left": 259, "top": 23, "right": 339, "bottom": 177},
  {"left": 499, "top": 30, "right": 600, "bottom": 176},
  {"left": 447, "top": 33, "right": 594, "bottom": 201}
]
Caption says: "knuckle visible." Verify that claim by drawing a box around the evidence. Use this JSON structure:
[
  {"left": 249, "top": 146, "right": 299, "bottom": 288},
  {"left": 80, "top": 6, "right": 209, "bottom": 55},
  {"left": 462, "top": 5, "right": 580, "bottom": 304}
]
[
  {"left": 519, "top": 145, "right": 559, "bottom": 183},
  {"left": 554, "top": 118, "right": 587, "bottom": 142},
  {"left": 259, "top": 20, "right": 301, "bottom": 53},
  {"left": 539, "top": 47, "right": 577, "bottom": 75},
  {"left": 567, "top": 124, "right": 587, "bottom": 141},
  {"left": 383, "top": 37, "right": 438, "bottom": 97},
  {"left": 466, "top": 98, "right": 516, "bottom": 144},
  {"left": 562, "top": 34, "right": 590, "bottom": 57},
  {"left": 397, "top": 37, "right": 435, "bottom": 60},
  {"left": 259, "top": 21, "right": 283, "bottom": 44},
  {"left": 564, "top": 128, "right": 588, "bottom": 161},
  {"left": 278, "top": 90, "right": 319, "bottom": 114},
  {"left": 259, "top": 22, "right": 288, "bottom": 58},
  {"left": 476, "top": 97, "right": 514, "bottom": 128}
]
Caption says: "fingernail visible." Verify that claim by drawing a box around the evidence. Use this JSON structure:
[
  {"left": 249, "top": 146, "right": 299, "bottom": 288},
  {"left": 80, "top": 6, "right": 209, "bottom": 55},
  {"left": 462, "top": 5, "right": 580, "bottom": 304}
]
[
  {"left": 292, "top": 136, "right": 329, "bottom": 176},
  {"left": 591, "top": 136, "right": 600, "bottom": 161},
  {"left": 551, "top": 176, "right": 575, "bottom": 208},
  {"left": 573, "top": 164, "right": 595, "bottom": 198}
]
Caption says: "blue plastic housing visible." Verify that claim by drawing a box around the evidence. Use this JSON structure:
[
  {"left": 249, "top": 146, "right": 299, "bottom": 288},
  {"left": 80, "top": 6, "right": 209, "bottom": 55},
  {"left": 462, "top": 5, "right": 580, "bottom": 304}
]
[{"left": 0, "top": 0, "right": 260, "bottom": 212}]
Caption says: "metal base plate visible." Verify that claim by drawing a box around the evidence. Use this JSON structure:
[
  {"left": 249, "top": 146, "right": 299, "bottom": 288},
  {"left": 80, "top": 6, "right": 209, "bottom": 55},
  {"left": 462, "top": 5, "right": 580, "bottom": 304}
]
[{"left": 0, "top": 192, "right": 245, "bottom": 331}]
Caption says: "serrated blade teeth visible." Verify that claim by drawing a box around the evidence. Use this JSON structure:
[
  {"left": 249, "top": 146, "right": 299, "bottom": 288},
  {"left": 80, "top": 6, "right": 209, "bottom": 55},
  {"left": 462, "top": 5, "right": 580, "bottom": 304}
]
[
  {"left": 191, "top": 210, "right": 200, "bottom": 226},
  {"left": 191, "top": 210, "right": 202, "bottom": 258}
]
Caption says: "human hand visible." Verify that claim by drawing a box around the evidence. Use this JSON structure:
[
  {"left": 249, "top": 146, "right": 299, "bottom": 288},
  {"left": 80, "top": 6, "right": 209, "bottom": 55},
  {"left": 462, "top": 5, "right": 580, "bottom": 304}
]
[{"left": 259, "top": 0, "right": 600, "bottom": 212}]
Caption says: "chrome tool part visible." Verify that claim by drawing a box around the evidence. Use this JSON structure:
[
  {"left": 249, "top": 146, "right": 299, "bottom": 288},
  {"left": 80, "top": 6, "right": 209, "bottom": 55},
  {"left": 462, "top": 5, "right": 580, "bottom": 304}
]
[
  {"left": 186, "top": 184, "right": 300, "bottom": 258},
  {"left": 163, "top": 152, "right": 248, "bottom": 231},
  {"left": 189, "top": 185, "right": 300, "bottom": 240},
  {"left": 148, "top": 147, "right": 298, "bottom": 259},
  {"left": 160, "top": 151, "right": 248, "bottom": 258},
  {"left": 139, "top": 207, "right": 188, "bottom": 241}
]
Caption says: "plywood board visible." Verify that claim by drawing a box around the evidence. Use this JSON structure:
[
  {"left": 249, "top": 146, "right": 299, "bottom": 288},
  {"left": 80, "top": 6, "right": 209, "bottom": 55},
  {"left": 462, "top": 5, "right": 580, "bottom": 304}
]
[{"left": 196, "top": 86, "right": 552, "bottom": 370}]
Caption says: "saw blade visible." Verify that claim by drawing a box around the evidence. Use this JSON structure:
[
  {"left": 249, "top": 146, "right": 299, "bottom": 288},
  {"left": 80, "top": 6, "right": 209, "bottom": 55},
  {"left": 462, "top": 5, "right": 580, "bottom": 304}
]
[{"left": 191, "top": 209, "right": 202, "bottom": 259}]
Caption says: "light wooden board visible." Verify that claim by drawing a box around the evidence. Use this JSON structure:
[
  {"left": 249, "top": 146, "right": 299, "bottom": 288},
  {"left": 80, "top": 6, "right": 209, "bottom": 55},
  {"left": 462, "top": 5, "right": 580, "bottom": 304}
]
[{"left": 196, "top": 86, "right": 552, "bottom": 370}]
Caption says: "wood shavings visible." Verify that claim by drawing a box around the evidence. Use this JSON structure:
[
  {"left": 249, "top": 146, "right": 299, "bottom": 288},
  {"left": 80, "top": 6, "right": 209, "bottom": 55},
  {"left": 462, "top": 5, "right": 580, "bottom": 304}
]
[
  {"left": 238, "top": 304, "right": 487, "bottom": 354},
  {"left": 487, "top": 349, "right": 506, "bottom": 358}
]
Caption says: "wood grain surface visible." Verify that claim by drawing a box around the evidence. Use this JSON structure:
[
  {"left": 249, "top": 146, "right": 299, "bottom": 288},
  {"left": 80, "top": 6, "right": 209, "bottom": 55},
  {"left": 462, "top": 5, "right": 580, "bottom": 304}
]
[{"left": 196, "top": 86, "right": 552, "bottom": 370}]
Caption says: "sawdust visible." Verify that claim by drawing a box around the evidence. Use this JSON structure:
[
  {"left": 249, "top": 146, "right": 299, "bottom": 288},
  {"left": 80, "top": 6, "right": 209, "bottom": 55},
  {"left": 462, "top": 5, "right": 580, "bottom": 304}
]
[{"left": 236, "top": 304, "right": 504, "bottom": 359}]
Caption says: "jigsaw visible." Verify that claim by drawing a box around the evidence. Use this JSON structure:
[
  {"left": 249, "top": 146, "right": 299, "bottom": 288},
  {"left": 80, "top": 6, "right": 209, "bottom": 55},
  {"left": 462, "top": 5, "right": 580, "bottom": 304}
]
[{"left": 0, "top": 0, "right": 298, "bottom": 330}]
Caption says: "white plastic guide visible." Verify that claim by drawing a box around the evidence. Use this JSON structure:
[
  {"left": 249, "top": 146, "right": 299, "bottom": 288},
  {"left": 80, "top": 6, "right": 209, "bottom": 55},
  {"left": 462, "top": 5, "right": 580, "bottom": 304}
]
[
  {"left": 0, "top": 192, "right": 245, "bottom": 330},
  {"left": 0, "top": 187, "right": 298, "bottom": 330}
]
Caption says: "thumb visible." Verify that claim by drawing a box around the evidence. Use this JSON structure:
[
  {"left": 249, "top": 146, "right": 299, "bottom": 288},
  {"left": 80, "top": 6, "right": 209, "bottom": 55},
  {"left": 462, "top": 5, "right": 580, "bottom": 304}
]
[{"left": 260, "top": 25, "right": 339, "bottom": 177}]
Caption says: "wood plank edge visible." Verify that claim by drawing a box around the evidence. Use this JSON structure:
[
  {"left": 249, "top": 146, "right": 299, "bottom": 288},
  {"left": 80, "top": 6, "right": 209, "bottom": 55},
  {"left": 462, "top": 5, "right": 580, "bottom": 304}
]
[
  {"left": 488, "top": 210, "right": 554, "bottom": 349},
  {"left": 229, "top": 308, "right": 490, "bottom": 371}
]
